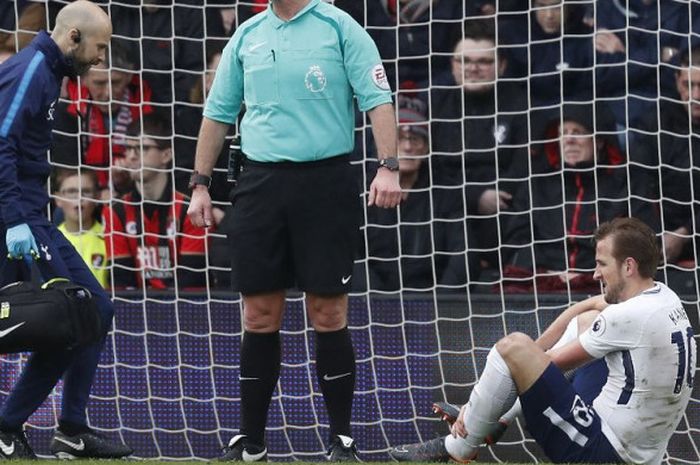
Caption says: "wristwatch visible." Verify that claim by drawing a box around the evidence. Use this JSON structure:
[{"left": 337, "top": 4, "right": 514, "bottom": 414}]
[
  {"left": 188, "top": 171, "right": 212, "bottom": 190},
  {"left": 378, "top": 157, "right": 399, "bottom": 172}
]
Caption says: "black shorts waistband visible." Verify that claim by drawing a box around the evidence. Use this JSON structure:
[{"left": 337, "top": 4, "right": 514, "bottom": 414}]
[{"left": 244, "top": 154, "right": 350, "bottom": 169}]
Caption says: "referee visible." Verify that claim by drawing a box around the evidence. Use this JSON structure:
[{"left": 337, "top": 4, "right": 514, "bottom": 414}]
[{"left": 187, "top": 0, "right": 401, "bottom": 461}]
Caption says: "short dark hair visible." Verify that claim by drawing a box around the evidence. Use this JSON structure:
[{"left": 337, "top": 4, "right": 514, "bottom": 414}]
[
  {"left": 455, "top": 18, "right": 505, "bottom": 60},
  {"left": 680, "top": 46, "right": 700, "bottom": 68},
  {"left": 594, "top": 217, "right": 659, "bottom": 278},
  {"left": 53, "top": 167, "right": 98, "bottom": 193},
  {"left": 462, "top": 18, "right": 496, "bottom": 44},
  {"left": 126, "top": 111, "right": 172, "bottom": 150}
]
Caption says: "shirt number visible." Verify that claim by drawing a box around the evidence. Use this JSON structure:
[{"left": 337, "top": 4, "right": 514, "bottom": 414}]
[{"left": 671, "top": 327, "right": 695, "bottom": 394}]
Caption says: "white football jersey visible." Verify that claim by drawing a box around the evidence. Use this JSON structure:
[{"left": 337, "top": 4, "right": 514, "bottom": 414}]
[{"left": 579, "top": 282, "right": 696, "bottom": 465}]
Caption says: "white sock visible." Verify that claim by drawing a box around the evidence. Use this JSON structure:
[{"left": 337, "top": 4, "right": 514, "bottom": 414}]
[
  {"left": 500, "top": 398, "right": 522, "bottom": 425},
  {"left": 445, "top": 434, "right": 477, "bottom": 462},
  {"left": 445, "top": 347, "right": 517, "bottom": 460}
]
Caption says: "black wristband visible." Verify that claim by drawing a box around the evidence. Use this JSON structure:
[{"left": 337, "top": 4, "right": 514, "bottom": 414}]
[
  {"left": 188, "top": 171, "right": 212, "bottom": 190},
  {"left": 378, "top": 157, "right": 399, "bottom": 172}
]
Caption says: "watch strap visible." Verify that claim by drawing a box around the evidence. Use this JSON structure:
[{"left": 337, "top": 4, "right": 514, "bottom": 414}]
[{"left": 188, "top": 171, "right": 212, "bottom": 189}]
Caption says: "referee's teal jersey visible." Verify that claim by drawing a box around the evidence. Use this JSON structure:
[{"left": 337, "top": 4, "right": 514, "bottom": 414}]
[{"left": 204, "top": 0, "right": 393, "bottom": 163}]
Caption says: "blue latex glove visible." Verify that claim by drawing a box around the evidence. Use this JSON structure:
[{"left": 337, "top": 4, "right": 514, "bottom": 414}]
[{"left": 6, "top": 223, "right": 39, "bottom": 261}]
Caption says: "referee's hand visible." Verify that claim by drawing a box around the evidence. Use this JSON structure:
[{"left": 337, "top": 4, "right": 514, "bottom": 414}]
[
  {"left": 368, "top": 168, "right": 401, "bottom": 208},
  {"left": 187, "top": 186, "right": 213, "bottom": 228}
]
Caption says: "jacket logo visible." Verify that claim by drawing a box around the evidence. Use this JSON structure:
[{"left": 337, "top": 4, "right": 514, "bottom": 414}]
[
  {"left": 41, "top": 244, "right": 52, "bottom": 261},
  {"left": 47, "top": 100, "right": 56, "bottom": 121}
]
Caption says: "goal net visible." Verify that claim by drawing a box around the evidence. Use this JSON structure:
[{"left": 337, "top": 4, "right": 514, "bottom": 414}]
[{"left": 0, "top": 0, "right": 698, "bottom": 462}]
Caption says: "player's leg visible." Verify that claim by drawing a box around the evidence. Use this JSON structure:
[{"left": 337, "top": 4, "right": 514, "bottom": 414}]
[
  {"left": 519, "top": 363, "right": 622, "bottom": 463},
  {"left": 391, "top": 333, "right": 545, "bottom": 462},
  {"left": 444, "top": 334, "right": 544, "bottom": 461},
  {"left": 390, "top": 341, "right": 522, "bottom": 462},
  {"left": 0, "top": 225, "right": 75, "bottom": 458},
  {"left": 291, "top": 156, "right": 362, "bottom": 462},
  {"left": 435, "top": 311, "right": 604, "bottom": 436},
  {"left": 220, "top": 161, "right": 293, "bottom": 461},
  {"left": 40, "top": 227, "right": 132, "bottom": 458}
]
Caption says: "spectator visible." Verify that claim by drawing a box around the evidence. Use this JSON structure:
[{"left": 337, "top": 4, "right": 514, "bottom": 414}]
[
  {"left": 0, "top": 2, "right": 46, "bottom": 56},
  {"left": 358, "top": 96, "right": 470, "bottom": 292},
  {"left": 366, "top": 0, "right": 462, "bottom": 85},
  {"left": 501, "top": 0, "right": 595, "bottom": 107},
  {"left": 52, "top": 43, "right": 153, "bottom": 198},
  {"left": 632, "top": 46, "right": 700, "bottom": 274},
  {"left": 500, "top": 102, "right": 658, "bottom": 293},
  {"left": 0, "top": 42, "right": 13, "bottom": 64},
  {"left": 429, "top": 18, "right": 530, "bottom": 279},
  {"left": 103, "top": 113, "right": 208, "bottom": 290},
  {"left": 110, "top": 0, "right": 204, "bottom": 103},
  {"left": 592, "top": 0, "right": 690, "bottom": 130},
  {"left": 53, "top": 168, "right": 108, "bottom": 288}
]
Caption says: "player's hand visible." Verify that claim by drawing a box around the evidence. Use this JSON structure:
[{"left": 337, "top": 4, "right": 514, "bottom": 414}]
[
  {"left": 187, "top": 186, "right": 213, "bottom": 228},
  {"left": 450, "top": 403, "right": 468, "bottom": 438},
  {"left": 6, "top": 223, "right": 39, "bottom": 261},
  {"left": 368, "top": 168, "right": 401, "bottom": 208}
]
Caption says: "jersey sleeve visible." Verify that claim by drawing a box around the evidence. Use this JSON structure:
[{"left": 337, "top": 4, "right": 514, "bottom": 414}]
[
  {"left": 579, "top": 304, "right": 644, "bottom": 359},
  {"left": 203, "top": 31, "right": 245, "bottom": 124},
  {"left": 339, "top": 14, "right": 393, "bottom": 112}
]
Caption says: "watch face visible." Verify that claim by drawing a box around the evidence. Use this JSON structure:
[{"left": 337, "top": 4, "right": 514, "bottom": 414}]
[{"left": 381, "top": 157, "right": 399, "bottom": 171}]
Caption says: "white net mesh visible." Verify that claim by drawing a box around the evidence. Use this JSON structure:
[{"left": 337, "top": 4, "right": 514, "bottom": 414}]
[{"left": 0, "top": 0, "right": 698, "bottom": 462}]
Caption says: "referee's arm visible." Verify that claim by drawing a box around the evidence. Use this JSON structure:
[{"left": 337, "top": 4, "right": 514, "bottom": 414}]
[
  {"left": 367, "top": 103, "right": 401, "bottom": 208},
  {"left": 187, "top": 117, "right": 229, "bottom": 228}
]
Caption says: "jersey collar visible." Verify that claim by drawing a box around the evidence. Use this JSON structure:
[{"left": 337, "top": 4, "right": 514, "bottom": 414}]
[{"left": 267, "top": 0, "right": 321, "bottom": 28}]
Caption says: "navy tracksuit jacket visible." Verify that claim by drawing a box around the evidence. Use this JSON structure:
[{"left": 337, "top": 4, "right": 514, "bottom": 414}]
[{"left": 0, "top": 31, "right": 114, "bottom": 429}]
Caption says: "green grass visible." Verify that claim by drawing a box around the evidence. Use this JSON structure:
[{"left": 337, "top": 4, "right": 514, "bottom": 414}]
[
  {"left": 15, "top": 462, "right": 560, "bottom": 465},
  {"left": 19, "top": 459, "right": 568, "bottom": 465}
]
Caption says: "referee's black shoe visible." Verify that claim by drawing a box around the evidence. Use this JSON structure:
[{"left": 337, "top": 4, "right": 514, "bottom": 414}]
[
  {"left": 216, "top": 435, "right": 268, "bottom": 462},
  {"left": 0, "top": 429, "right": 36, "bottom": 459},
  {"left": 326, "top": 435, "right": 360, "bottom": 462},
  {"left": 50, "top": 429, "right": 133, "bottom": 459}
]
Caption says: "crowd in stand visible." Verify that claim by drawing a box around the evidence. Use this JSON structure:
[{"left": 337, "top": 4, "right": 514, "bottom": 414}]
[{"left": 1, "top": 0, "right": 699, "bottom": 295}]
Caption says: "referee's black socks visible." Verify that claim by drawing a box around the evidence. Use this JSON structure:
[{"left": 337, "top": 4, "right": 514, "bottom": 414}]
[
  {"left": 316, "top": 327, "right": 355, "bottom": 438},
  {"left": 239, "top": 330, "right": 281, "bottom": 448}
]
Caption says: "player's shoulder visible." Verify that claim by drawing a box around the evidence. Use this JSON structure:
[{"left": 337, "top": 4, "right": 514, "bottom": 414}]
[
  {"left": 637, "top": 282, "right": 681, "bottom": 308},
  {"left": 611, "top": 282, "right": 681, "bottom": 316}
]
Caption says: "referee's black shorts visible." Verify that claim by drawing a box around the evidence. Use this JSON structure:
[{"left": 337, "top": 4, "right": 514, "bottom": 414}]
[{"left": 228, "top": 154, "right": 362, "bottom": 295}]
